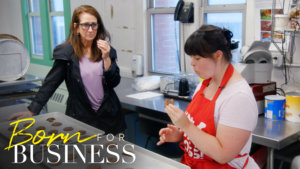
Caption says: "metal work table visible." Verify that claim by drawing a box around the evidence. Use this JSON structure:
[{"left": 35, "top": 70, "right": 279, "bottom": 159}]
[
  {"left": 0, "top": 74, "right": 43, "bottom": 87},
  {"left": 116, "top": 77, "right": 189, "bottom": 122},
  {"left": 116, "top": 77, "right": 300, "bottom": 169},
  {"left": 253, "top": 117, "right": 300, "bottom": 169}
]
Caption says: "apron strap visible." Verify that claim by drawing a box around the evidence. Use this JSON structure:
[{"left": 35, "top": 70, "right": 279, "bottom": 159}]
[
  {"left": 199, "top": 64, "right": 234, "bottom": 101},
  {"left": 211, "top": 64, "right": 234, "bottom": 102},
  {"left": 236, "top": 153, "right": 249, "bottom": 169},
  {"left": 199, "top": 78, "right": 211, "bottom": 94}
]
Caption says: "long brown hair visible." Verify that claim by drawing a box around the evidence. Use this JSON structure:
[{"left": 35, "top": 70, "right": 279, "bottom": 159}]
[{"left": 65, "top": 5, "right": 110, "bottom": 62}]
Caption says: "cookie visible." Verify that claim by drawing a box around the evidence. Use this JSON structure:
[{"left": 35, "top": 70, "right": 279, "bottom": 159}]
[
  {"left": 80, "top": 135, "right": 90, "bottom": 140},
  {"left": 107, "top": 156, "right": 118, "bottom": 163},
  {"left": 8, "top": 126, "right": 19, "bottom": 131},
  {"left": 46, "top": 117, "right": 55, "bottom": 122},
  {"left": 54, "top": 137, "right": 63, "bottom": 142},
  {"left": 78, "top": 130, "right": 87, "bottom": 135},
  {"left": 87, "top": 164, "right": 101, "bottom": 169},
  {"left": 23, "top": 123, "right": 32, "bottom": 128},
  {"left": 36, "top": 126, "right": 46, "bottom": 131},
  {"left": 87, "top": 146, "right": 100, "bottom": 153},
  {"left": 51, "top": 122, "right": 62, "bottom": 127},
  {"left": 63, "top": 127, "right": 74, "bottom": 131},
  {"left": 68, "top": 153, "right": 77, "bottom": 160},
  {"left": 48, "top": 130, "right": 58, "bottom": 135},
  {"left": 164, "top": 99, "right": 174, "bottom": 108}
]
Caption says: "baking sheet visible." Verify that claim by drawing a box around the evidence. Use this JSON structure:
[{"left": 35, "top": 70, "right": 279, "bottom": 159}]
[
  {"left": 0, "top": 112, "right": 190, "bottom": 169},
  {"left": 0, "top": 103, "right": 29, "bottom": 122}
]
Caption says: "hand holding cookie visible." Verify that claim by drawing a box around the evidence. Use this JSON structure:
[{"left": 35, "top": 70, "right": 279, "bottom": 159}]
[{"left": 165, "top": 100, "right": 191, "bottom": 131}]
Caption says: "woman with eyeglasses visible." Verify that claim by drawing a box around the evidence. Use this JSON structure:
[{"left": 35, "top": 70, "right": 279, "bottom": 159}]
[
  {"left": 8, "top": 5, "right": 126, "bottom": 135},
  {"left": 157, "top": 25, "right": 259, "bottom": 169}
]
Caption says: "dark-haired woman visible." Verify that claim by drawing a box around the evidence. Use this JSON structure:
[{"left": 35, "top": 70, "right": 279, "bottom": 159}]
[
  {"left": 8, "top": 5, "right": 126, "bottom": 135},
  {"left": 157, "top": 25, "right": 259, "bottom": 168}
]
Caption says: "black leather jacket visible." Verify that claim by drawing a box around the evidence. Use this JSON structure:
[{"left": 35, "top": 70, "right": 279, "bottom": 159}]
[{"left": 28, "top": 43, "right": 126, "bottom": 134}]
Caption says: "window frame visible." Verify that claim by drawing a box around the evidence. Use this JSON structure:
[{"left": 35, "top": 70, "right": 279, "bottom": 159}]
[
  {"left": 147, "top": 0, "right": 181, "bottom": 75},
  {"left": 21, "top": 0, "right": 71, "bottom": 66},
  {"left": 202, "top": 0, "right": 246, "bottom": 46}
]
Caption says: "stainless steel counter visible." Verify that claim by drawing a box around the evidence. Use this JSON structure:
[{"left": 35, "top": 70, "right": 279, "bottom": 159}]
[
  {"left": 116, "top": 77, "right": 300, "bottom": 169},
  {"left": 253, "top": 117, "right": 300, "bottom": 169},
  {"left": 253, "top": 117, "right": 300, "bottom": 150},
  {"left": 116, "top": 77, "right": 189, "bottom": 121}
]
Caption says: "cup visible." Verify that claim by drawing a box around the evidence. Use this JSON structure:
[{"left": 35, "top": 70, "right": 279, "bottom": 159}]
[{"left": 274, "top": 14, "right": 290, "bottom": 31}]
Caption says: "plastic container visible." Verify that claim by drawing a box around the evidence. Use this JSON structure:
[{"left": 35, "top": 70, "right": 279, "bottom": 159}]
[
  {"left": 274, "top": 14, "right": 290, "bottom": 31},
  {"left": 264, "top": 95, "right": 285, "bottom": 120},
  {"left": 285, "top": 92, "right": 300, "bottom": 122}
]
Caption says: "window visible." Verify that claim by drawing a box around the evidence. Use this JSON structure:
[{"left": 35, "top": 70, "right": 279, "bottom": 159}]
[
  {"left": 28, "top": 0, "right": 43, "bottom": 57},
  {"left": 49, "top": 0, "right": 66, "bottom": 48},
  {"left": 208, "top": 0, "right": 246, "bottom": 5},
  {"left": 21, "top": 0, "right": 71, "bottom": 66},
  {"left": 147, "top": 0, "right": 180, "bottom": 74},
  {"left": 203, "top": 0, "right": 246, "bottom": 64},
  {"left": 148, "top": 0, "right": 246, "bottom": 74}
]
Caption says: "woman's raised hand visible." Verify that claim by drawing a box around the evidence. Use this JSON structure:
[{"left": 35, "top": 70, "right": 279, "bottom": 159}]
[
  {"left": 97, "top": 39, "right": 110, "bottom": 60},
  {"left": 157, "top": 124, "right": 183, "bottom": 146}
]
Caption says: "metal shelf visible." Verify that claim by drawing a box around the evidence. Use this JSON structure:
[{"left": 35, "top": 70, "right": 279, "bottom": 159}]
[
  {"left": 0, "top": 74, "right": 43, "bottom": 105},
  {"left": 270, "top": 0, "right": 300, "bottom": 84},
  {"left": 0, "top": 74, "right": 43, "bottom": 88}
]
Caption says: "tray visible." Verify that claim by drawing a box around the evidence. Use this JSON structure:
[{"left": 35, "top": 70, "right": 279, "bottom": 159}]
[
  {"left": 0, "top": 39, "right": 30, "bottom": 82},
  {"left": 0, "top": 103, "right": 29, "bottom": 122},
  {"left": 0, "top": 112, "right": 190, "bottom": 169}
]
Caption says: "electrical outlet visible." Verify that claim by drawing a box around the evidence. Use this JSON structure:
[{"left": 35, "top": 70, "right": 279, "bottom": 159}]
[{"left": 272, "top": 52, "right": 283, "bottom": 67}]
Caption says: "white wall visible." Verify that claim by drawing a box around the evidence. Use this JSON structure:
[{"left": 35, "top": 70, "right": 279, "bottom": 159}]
[
  {"left": 0, "top": 0, "right": 23, "bottom": 41},
  {"left": 0, "top": 0, "right": 299, "bottom": 91}
]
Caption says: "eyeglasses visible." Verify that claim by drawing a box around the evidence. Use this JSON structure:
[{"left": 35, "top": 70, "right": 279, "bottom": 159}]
[{"left": 79, "top": 23, "right": 98, "bottom": 30}]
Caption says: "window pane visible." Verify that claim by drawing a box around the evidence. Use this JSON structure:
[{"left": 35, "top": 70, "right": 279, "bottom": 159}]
[
  {"left": 151, "top": 14, "right": 180, "bottom": 74},
  {"left": 50, "top": 0, "right": 64, "bottom": 12},
  {"left": 30, "top": 16, "right": 43, "bottom": 55},
  {"left": 51, "top": 16, "right": 65, "bottom": 48},
  {"left": 28, "top": 0, "right": 40, "bottom": 12},
  {"left": 208, "top": 0, "right": 246, "bottom": 5},
  {"left": 153, "top": 0, "right": 178, "bottom": 8},
  {"left": 205, "top": 12, "right": 243, "bottom": 64}
]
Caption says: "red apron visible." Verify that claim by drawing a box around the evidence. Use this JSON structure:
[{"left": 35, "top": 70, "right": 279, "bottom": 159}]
[{"left": 181, "top": 64, "right": 249, "bottom": 169}]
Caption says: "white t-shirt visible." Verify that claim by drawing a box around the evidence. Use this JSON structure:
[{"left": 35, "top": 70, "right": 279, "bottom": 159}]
[{"left": 194, "top": 79, "right": 259, "bottom": 169}]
